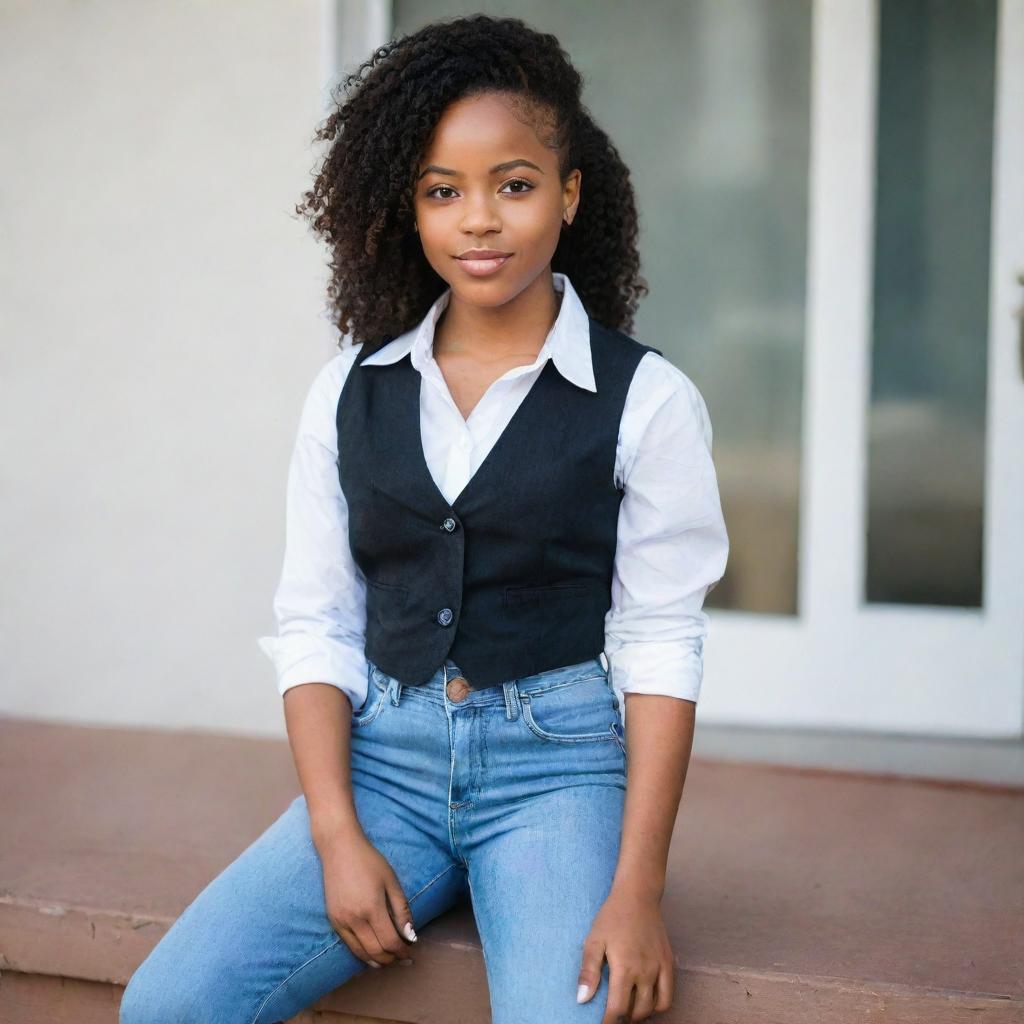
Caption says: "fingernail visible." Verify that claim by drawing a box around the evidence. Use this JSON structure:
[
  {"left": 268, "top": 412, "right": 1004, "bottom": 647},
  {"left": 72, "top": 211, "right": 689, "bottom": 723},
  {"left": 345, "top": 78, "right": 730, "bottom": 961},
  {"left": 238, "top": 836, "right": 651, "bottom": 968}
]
[
  {"left": 368, "top": 960, "right": 381, "bottom": 968},
  {"left": 399, "top": 958, "right": 414, "bottom": 966},
  {"left": 404, "top": 922, "right": 418, "bottom": 941},
  {"left": 577, "top": 983, "right": 591, "bottom": 1003}
]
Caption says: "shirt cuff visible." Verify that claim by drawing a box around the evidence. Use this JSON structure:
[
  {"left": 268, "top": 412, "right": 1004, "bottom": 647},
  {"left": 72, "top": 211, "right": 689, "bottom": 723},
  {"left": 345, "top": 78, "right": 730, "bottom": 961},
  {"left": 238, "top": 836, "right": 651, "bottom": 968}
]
[
  {"left": 256, "top": 633, "right": 368, "bottom": 709},
  {"left": 606, "top": 637, "right": 704, "bottom": 705}
]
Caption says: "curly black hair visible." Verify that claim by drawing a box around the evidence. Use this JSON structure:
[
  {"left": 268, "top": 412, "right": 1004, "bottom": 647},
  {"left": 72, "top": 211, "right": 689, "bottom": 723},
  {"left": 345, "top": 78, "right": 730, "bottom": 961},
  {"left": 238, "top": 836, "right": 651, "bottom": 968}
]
[{"left": 295, "top": 13, "right": 648, "bottom": 356}]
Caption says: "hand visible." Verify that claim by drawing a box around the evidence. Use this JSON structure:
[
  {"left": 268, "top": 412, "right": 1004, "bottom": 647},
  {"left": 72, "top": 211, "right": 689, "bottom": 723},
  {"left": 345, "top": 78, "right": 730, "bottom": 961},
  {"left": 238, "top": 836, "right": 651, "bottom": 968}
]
[
  {"left": 577, "top": 883, "right": 674, "bottom": 1022},
  {"left": 316, "top": 827, "right": 418, "bottom": 969}
]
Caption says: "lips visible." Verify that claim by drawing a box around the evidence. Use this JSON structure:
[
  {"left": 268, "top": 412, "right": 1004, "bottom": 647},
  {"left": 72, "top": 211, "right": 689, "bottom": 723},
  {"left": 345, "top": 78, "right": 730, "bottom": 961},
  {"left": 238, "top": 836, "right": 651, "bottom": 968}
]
[{"left": 454, "top": 251, "right": 513, "bottom": 277}]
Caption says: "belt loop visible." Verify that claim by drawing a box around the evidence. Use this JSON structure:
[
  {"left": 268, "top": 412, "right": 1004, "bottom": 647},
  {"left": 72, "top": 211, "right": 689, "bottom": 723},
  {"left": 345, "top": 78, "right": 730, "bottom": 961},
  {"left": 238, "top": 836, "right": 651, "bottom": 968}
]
[
  {"left": 389, "top": 675, "right": 402, "bottom": 706},
  {"left": 503, "top": 681, "right": 521, "bottom": 721}
]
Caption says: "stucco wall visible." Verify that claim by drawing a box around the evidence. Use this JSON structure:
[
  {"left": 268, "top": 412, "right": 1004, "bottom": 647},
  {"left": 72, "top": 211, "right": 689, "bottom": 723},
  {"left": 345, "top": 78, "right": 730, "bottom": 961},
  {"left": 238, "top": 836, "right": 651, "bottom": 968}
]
[{"left": 1, "top": 0, "right": 339, "bottom": 736}]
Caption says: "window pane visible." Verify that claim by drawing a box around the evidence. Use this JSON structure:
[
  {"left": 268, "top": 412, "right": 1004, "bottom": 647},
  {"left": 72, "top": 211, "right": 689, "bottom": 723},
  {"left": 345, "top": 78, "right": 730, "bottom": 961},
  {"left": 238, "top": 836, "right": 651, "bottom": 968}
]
[
  {"left": 394, "top": 0, "right": 813, "bottom": 614},
  {"left": 867, "top": 0, "right": 996, "bottom": 607}
]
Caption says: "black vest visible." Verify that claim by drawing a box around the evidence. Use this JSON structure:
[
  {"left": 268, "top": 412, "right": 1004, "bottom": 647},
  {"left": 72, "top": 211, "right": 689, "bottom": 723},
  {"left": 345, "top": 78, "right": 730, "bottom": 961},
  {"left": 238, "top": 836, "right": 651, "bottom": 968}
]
[{"left": 336, "top": 317, "right": 660, "bottom": 688}]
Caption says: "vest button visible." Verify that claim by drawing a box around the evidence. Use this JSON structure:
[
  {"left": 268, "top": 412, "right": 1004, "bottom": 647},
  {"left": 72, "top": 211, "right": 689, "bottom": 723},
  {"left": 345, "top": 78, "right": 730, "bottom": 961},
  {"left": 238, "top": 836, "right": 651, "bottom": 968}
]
[
  {"left": 441, "top": 517, "right": 457, "bottom": 533},
  {"left": 436, "top": 608, "right": 454, "bottom": 627}
]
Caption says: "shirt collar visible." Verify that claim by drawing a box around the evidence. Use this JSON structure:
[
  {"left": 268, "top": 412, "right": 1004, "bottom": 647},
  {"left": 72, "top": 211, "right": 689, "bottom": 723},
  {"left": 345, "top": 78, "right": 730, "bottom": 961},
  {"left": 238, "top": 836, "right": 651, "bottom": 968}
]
[{"left": 359, "top": 271, "right": 597, "bottom": 393}]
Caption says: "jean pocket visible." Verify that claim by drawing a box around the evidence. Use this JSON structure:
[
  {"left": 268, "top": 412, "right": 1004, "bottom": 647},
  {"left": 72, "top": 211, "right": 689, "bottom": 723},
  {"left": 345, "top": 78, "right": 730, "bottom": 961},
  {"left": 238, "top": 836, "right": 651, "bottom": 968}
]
[
  {"left": 518, "top": 676, "right": 619, "bottom": 744},
  {"left": 352, "top": 669, "right": 389, "bottom": 728}
]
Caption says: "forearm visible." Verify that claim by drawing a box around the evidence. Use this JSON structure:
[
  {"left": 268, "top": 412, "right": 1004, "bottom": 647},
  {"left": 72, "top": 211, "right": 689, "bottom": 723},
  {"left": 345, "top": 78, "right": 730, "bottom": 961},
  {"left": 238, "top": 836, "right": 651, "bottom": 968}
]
[
  {"left": 282, "top": 682, "right": 363, "bottom": 850},
  {"left": 610, "top": 694, "right": 696, "bottom": 902}
]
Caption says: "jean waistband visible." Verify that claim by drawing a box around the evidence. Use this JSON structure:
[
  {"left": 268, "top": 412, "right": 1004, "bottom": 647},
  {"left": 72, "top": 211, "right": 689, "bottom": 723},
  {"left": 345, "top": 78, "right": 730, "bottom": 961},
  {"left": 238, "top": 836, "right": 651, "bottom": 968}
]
[{"left": 367, "top": 656, "right": 608, "bottom": 718}]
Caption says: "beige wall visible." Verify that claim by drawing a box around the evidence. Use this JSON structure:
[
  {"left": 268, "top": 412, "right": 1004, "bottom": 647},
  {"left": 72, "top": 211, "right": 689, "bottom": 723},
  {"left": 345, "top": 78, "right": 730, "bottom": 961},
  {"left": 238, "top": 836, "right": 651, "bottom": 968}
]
[{"left": 1, "top": 1, "right": 338, "bottom": 736}]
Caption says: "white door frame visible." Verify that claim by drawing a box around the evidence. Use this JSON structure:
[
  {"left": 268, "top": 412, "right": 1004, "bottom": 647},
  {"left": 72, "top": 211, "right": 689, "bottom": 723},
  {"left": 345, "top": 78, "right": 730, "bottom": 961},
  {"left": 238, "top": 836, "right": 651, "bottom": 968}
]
[{"left": 712, "top": 0, "right": 1024, "bottom": 738}]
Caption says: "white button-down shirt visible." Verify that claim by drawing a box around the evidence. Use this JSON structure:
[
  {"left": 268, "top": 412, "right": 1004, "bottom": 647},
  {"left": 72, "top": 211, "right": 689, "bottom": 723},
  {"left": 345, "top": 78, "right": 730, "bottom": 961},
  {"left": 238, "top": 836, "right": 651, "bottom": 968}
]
[{"left": 257, "top": 272, "right": 729, "bottom": 721}]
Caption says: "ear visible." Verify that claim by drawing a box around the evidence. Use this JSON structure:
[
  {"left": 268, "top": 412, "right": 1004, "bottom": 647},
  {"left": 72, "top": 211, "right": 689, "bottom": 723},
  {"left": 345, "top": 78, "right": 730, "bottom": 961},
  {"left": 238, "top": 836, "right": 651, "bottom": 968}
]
[{"left": 562, "top": 168, "right": 582, "bottom": 226}]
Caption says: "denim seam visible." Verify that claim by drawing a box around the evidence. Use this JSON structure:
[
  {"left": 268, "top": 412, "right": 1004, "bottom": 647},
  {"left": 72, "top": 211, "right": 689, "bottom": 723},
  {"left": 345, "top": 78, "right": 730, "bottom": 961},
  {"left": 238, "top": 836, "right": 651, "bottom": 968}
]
[
  {"left": 408, "top": 861, "right": 459, "bottom": 903},
  {"left": 519, "top": 672, "right": 606, "bottom": 697},
  {"left": 249, "top": 938, "right": 344, "bottom": 1024},
  {"left": 248, "top": 862, "right": 461, "bottom": 1024}
]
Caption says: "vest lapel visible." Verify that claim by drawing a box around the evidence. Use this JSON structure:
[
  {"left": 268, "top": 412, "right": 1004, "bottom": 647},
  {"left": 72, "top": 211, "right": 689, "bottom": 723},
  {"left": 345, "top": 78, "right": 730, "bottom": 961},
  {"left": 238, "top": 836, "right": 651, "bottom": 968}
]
[{"left": 369, "top": 326, "right": 590, "bottom": 518}]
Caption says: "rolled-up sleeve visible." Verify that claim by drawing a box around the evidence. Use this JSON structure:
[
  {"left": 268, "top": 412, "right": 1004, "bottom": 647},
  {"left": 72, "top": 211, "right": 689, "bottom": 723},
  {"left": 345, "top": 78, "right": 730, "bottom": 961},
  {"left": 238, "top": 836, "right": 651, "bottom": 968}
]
[
  {"left": 256, "top": 347, "right": 369, "bottom": 710},
  {"left": 605, "top": 358, "right": 729, "bottom": 708}
]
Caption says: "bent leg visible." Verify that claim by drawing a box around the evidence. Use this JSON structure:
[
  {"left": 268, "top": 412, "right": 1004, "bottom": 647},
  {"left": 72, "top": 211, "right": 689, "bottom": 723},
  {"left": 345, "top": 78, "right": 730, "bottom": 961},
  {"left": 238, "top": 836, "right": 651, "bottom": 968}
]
[
  {"left": 120, "top": 790, "right": 466, "bottom": 1024},
  {"left": 468, "top": 783, "right": 626, "bottom": 1024}
]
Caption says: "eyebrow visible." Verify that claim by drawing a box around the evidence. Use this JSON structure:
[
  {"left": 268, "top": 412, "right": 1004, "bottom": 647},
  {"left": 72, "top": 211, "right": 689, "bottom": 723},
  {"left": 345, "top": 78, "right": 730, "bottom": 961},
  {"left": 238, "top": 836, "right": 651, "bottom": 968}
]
[{"left": 417, "top": 158, "right": 545, "bottom": 180}]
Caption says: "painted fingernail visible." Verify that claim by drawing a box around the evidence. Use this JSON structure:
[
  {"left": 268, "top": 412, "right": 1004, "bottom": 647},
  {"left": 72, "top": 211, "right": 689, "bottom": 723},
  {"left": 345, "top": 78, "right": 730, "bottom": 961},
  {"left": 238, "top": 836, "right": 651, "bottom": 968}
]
[
  {"left": 577, "top": 983, "right": 591, "bottom": 1003},
  {"left": 368, "top": 960, "right": 381, "bottom": 968},
  {"left": 404, "top": 922, "right": 418, "bottom": 941}
]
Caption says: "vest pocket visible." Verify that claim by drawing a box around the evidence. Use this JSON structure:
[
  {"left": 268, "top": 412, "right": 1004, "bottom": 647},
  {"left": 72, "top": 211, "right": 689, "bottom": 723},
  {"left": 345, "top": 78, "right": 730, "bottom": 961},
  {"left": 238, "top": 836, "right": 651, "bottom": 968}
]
[{"left": 365, "top": 578, "right": 410, "bottom": 628}]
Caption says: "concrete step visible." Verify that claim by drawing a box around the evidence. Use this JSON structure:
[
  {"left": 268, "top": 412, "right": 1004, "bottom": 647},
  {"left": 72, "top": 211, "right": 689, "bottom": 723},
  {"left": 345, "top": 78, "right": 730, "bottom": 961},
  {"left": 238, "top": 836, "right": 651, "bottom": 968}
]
[{"left": 1, "top": 717, "right": 1020, "bottom": 1022}]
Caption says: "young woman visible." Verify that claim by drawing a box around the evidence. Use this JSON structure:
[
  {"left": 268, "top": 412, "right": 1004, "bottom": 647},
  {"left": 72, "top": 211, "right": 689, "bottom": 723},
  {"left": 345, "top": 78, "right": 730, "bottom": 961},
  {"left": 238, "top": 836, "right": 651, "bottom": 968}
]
[{"left": 120, "top": 14, "right": 728, "bottom": 1024}]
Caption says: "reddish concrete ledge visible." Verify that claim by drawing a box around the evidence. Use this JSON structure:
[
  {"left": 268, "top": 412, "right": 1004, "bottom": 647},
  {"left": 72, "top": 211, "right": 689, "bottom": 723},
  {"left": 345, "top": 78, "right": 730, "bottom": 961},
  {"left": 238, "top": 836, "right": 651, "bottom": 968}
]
[{"left": 1, "top": 717, "right": 1021, "bottom": 1023}]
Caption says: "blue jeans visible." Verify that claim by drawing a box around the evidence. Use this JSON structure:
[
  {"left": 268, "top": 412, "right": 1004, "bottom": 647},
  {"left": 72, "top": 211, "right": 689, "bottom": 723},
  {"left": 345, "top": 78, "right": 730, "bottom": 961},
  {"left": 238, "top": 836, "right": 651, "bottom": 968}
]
[{"left": 120, "top": 656, "right": 628, "bottom": 1024}]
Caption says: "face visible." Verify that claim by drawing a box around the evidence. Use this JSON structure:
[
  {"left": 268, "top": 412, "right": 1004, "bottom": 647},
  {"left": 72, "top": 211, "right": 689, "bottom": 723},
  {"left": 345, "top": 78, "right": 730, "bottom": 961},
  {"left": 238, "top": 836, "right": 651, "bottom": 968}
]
[{"left": 412, "top": 91, "right": 581, "bottom": 309}]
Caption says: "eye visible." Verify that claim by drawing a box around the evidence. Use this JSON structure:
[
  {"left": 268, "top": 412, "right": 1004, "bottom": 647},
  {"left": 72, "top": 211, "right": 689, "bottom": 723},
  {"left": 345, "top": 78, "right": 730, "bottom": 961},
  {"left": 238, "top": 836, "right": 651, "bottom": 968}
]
[
  {"left": 424, "top": 179, "right": 536, "bottom": 200},
  {"left": 499, "top": 178, "right": 535, "bottom": 195}
]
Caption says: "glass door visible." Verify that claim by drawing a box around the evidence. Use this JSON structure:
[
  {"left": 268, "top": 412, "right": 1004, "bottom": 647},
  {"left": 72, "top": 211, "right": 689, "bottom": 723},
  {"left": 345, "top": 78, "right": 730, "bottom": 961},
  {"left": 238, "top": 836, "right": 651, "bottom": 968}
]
[
  {"left": 341, "top": 0, "right": 1024, "bottom": 737},
  {"left": 738, "top": 0, "right": 1023, "bottom": 737}
]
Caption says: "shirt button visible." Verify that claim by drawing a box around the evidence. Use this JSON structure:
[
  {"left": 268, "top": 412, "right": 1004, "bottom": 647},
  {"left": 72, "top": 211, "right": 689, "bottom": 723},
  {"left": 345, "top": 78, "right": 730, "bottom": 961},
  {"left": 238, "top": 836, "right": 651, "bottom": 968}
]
[
  {"left": 437, "top": 608, "right": 454, "bottom": 627},
  {"left": 442, "top": 517, "right": 457, "bottom": 533}
]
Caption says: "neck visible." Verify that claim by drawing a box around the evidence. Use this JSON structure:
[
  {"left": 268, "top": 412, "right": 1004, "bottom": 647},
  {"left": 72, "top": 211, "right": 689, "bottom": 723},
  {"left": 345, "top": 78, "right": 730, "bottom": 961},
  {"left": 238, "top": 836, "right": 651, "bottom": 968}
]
[{"left": 433, "top": 270, "right": 562, "bottom": 363}]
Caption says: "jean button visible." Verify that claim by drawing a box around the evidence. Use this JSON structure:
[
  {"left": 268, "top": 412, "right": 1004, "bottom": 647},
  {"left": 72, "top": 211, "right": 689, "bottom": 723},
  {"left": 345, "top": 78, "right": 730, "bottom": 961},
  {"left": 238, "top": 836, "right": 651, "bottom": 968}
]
[
  {"left": 437, "top": 608, "right": 454, "bottom": 626},
  {"left": 441, "top": 517, "right": 457, "bottom": 533}
]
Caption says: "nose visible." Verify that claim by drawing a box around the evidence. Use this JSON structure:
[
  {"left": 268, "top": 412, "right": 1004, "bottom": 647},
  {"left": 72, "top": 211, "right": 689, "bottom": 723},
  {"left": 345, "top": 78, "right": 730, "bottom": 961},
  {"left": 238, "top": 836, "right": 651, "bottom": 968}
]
[{"left": 459, "top": 193, "right": 501, "bottom": 235}]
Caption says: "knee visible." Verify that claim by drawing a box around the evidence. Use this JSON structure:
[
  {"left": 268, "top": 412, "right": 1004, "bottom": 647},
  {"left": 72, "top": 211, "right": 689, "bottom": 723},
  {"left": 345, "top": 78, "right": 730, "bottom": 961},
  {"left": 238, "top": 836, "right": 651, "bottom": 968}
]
[
  {"left": 120, "top": 946, "right": 252, "bottom": 1024},
  {"left": 120, "top": 955, "right": 174, "bottom": 1024},
  {"left": 120, "top": 951, "right": 211, "bottom": 1024}
]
